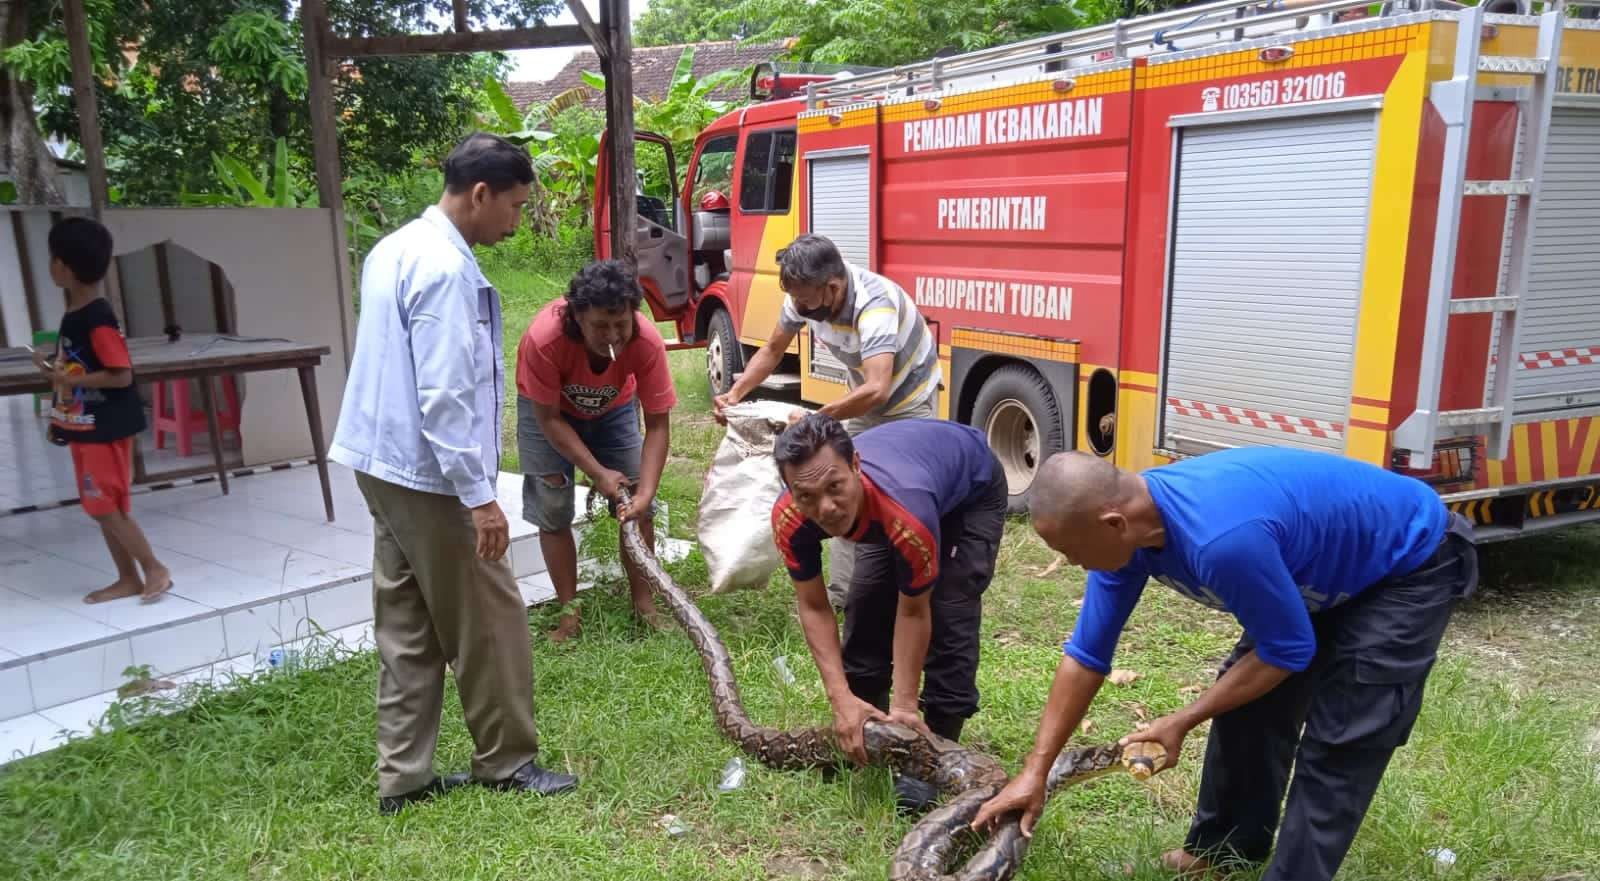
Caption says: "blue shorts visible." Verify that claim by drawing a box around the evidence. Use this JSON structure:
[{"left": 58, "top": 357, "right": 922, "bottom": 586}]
[{"left": 516, "top": 396, "right": 653, "bottom": 531}]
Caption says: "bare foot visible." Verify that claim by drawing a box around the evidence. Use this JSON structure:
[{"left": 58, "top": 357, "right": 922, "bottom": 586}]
[
  {"left": 84, "top": 578, "right": 143, "bottom": 604},
  {"left": 635, "top": 607, "right": 668, "bottom": 631},
  {"left": 548, "top": 614, "right": 581, "bottom": 644},
  {"left": 140, "top": 566, "right": 173, "bottom": 604},
  {"left": 1160, "top": 849, "right": 1215, "bottom": 877}
]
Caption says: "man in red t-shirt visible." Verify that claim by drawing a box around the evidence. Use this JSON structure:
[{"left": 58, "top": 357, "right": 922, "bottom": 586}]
[{"left": 516, "top": 260, "right": 678, "bottom": 642}]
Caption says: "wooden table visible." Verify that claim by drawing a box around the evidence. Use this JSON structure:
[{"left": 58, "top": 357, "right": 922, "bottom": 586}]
[{"left": 0, "top": 334, "right": 336, "bottom": 521}]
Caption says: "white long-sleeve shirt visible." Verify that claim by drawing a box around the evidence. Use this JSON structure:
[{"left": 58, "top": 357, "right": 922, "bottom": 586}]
[{"left": 330, "top": 206, "right": 503, "bottom": 508}]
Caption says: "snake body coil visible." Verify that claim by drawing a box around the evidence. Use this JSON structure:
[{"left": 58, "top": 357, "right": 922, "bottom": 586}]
[{"left": 618, "top": 516, "right": 1155, "bottom": 881}]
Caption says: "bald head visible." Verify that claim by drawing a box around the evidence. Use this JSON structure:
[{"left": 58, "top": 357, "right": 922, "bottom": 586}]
[
  {"left": 1031, "top": 451, "right": 1129, "bottom": 524},
  {"left": 1029, "top": 452, "right": 1159, "bottom": 572}
]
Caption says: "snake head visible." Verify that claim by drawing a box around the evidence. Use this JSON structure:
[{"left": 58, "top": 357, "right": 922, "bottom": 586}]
[{"left": 1120, "top": 742, "right": 1167, "bottom": 781}]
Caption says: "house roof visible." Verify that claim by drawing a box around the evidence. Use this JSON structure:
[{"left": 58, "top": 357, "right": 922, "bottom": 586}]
[{"left": 505, "top": 38, "right": 793, "bottom": 111}]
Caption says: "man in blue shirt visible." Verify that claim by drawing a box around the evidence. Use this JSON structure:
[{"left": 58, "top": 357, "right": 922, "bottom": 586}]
[
  {"left": 772, "top": 413, "right": 1007, "bottom": 813},
  {"left": 973, "top": 447, "right": 1477, "bottom": 880}
]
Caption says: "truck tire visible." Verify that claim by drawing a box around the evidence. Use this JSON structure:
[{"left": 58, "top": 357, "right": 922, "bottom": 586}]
[
  {"left": 705, "top": 306, "right": 743, "bottom": 398},
  {"left": 972, "top": 365, "right": 1067, "bottom": 515}
]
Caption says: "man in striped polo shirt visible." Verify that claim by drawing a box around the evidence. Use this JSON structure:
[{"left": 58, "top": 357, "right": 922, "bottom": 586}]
[{"left": 714, "top": 234, "right": 943, "bottom": 608}]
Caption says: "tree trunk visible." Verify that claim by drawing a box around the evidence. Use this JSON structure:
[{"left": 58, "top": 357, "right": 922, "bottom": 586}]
[
  {"left": 0, "top": 0, "right": 66, "bottom": 205},
  {"left": 267, "top": 0, "right": 293, "bottom": 148}
]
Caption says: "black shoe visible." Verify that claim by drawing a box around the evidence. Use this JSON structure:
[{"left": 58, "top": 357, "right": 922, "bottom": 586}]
[
  {"left": 478, "top": 760, "right": 579, "bottom": 796},
  {"left": 893, "top": 773, "right": 940, "bottom": 815},
  {"left": 378, "top": 774, "right": 468, "bottom": 815}
]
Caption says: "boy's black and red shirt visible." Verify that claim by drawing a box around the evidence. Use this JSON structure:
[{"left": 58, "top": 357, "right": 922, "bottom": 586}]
[
  {"left": 771, "top": 419, "right": 998, "bottom": 596},
  {"left": 48, "top": 297, "right": 146, "bottom": 444}
]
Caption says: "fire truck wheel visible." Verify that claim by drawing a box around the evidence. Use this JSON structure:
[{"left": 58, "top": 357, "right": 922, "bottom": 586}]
[
  {"left": 704, "top": 307, "right": 743, "bottom": 397},
  {"left": 972, "top": 365, "right": 1066, "bottom": 515}
]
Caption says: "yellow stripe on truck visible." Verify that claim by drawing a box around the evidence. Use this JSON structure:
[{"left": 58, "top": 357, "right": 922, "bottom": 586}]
[{"left": 1350, "top": 43, "right": 1431, "bottom": 442}]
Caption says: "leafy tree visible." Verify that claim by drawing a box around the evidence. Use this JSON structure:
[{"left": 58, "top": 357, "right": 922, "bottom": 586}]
[
  {"left": 632, "top": 0, "right": 775, "bottom": 47},
  {"left": 719, "top": 0, "right": 1129, "bottom": 68},
  {"left": 480, "top": 79, "right": 600, "bottom": 234},
  {"left": 2, "top": 0, "right": 560, "bottom": 204},
  {"left": 183, "top": 137, "right": 311, "bottom": 208}
]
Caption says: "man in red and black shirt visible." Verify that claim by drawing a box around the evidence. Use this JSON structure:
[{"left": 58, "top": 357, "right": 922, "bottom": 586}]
[{"left": 771, "top": 413, "right": 1008, "bottom": 812}]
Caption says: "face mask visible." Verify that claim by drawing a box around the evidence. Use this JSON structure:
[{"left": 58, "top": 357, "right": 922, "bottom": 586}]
[{"left": 797, "top": 302, "right": 835, "bottom": 321}]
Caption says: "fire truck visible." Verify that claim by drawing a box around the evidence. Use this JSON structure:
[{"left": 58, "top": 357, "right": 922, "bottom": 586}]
[{"left": 597, "top": 0, "right": 1600, "bottom": 536}]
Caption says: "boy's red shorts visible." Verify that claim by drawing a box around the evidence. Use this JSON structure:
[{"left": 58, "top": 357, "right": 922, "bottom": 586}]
[{"left": 70, "top": 437, "right": 134, "bottom": 517}]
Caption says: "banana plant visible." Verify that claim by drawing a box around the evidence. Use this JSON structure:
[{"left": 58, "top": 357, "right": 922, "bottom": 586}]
[
  {"left": 481, "top": 79, "right": 602, "bottom": 231},
  {"left": 580, "top": 45, "right": 753, "bottom": 201},
  {"left": 482, "top": 78, "right": 591, "bottom": 146},
  {"left": 182, "top": 137, "right": 307, "bottom": 208},
  {"left": 581, "top": 44, "right": 750, "bottom": 144}
]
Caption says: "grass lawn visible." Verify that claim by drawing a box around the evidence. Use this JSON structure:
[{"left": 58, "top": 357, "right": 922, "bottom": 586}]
[{"left": 2, "top": 265, "right": 1597, "bottom": 881}]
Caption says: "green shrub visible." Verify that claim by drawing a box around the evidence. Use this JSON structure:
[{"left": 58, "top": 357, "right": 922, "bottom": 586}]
[{"left": 480, "top": 221, "right": 594, "bottom": 282}]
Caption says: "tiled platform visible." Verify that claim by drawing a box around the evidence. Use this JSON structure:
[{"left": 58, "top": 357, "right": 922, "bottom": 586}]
[
  {"left": 1, "top": 460, "right": 697, "bottom": 768},
  {"left": 0, "top": 460, "right": 534, "bottom": 710},
  {"left": 0, "top": 394, "right": 241, "bottom": 515},
  {"left": 0, "top": 453, "right": 690, "bottom": 765}
]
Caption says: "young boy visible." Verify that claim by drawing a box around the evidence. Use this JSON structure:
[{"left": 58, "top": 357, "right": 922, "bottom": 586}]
[
  {"left": 515, "top": 259, "right": 677, "bottom": 642},
  {"left": 35, "top": 216, "right": 172, "bottom": 604}
]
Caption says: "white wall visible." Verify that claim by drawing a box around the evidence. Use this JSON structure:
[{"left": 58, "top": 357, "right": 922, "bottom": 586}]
[
  {"left": 0, "top": 206, "right": 350, "bottom": 469},
  {"left": 103, "top": 207, "right": 351, "bottom": 467}
]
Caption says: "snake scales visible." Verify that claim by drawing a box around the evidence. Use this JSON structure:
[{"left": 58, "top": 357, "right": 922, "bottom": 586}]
[{"left": 616, "top": 505, "right": 1159, "bottom": 881}]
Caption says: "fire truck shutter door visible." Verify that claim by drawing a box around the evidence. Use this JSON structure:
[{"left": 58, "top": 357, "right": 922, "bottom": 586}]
[
  {"left": 1490, "top": 105, "right": 1600, "bottom": 415},
  {"left": 808, "top": 152, "right": 872, "bottom": 267},
  {"left": 1160, "top": 111, "right": 1377, "bottom": 455},
  {"left": 807, "top": 150, "right": 872, "bottom": 385}
]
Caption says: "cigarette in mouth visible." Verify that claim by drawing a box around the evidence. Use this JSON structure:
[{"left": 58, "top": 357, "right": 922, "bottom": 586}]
[{"left": 608, "top": 343, "right": 617, "bottom": 360}]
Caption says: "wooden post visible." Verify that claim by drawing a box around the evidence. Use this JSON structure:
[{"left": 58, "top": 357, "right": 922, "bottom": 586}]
[
  {"left": 564, "top": 0, "right": 608, "bottom": 62},
  {"left": 325, "top": 26, "right": 587, "bottom": 57},
  {"left": 452, "top": 0, "right": 469, "bottom": 33},
  {"left": 599, "top": 0, "right": 637, "bottom": 267},
  {"left": 209, "top": 262, "right": 234, "bottom": 333},
  {"left": 61, "top": 0, "right": 108, "bottom": 217},
  {"left": 300, "top": 0, "right": 356, "bottom": 369},
  {"left": 62, "top": 0, "right": 130, "bottom": 322},
  {"left": 154, "top": 242, "right": 177, "bottom": 331},
  {"left": 10, "top": 214, "right": 41, "bottom": 333}
]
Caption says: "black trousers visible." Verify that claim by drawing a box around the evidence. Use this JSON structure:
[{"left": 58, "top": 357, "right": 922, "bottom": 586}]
[
  {"left": 1185, "top": 514, "right": 1479, "bottom": 881},
  {"left": 841, "top": 457, "right": 1009, "bottom": 737}
]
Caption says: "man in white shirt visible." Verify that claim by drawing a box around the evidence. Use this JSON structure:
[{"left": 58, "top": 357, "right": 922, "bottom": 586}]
[
  {"left": 331, "top": 133, "right": 577, "bottom": 815},
  {"left": 712, "top": 234, "right": 943, "bottom": 608}
]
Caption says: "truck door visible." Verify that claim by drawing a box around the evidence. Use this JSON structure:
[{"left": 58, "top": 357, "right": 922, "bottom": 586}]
[
  {"left": 595, "top": 131, "right": 692, "bottom": 320},
  {"left": 1158, "top": 109, "right": 1379, "bottom": 456}
]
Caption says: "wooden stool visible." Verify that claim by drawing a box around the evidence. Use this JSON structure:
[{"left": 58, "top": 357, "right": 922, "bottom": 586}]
[{"left": 153, "top": 376, "right": 241, "bottom": 456}]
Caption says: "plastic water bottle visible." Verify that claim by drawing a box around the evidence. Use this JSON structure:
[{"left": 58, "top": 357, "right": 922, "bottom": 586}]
[
  {"left": 718, "top": 756, "right": 746, "bottom": 792},
  {"left": 267, "top": 647, "right": 302, "bottom": 671},
  {"left": 772, "top": 655, "right": 796, "bottom": 685}
]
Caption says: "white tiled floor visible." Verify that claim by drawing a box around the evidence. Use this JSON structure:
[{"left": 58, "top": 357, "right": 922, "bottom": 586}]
[
  {"left": 0, "top": 428, "right": 695, "bottom": 766},
  {"left": 0, "top": 397, "right": 79, "bottom": 510},
  {"left": 0, "top": 662, "right": 33, "bottom": 720},
  {"left": 0, "top": 459, "right": 539, "bottom": 707},
  {"left": 0, "top": 469, "right": 366, "bottom": 662},
  {"left": 0, "top": 618, "right": 384, "bottom": 764},
  {"left": 0, "top": 587, "right": 120, "bottom": 656},
  {"left": 0, "top": 526, "right": 682, "bottom": 765},
  {"left": 0, "top": 395, "right": 244, "bottom": 513},
  {"left": 28, "top": 639, "right": 136, "bottom": 709},
  {"left": 0, "top": 712, "right": 72, "bottom": 763}
]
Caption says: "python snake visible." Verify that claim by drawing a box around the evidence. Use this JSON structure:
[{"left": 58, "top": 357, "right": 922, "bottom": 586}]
[{"left": 616, "top": 505, "right": 1159, "bottom": 881}]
